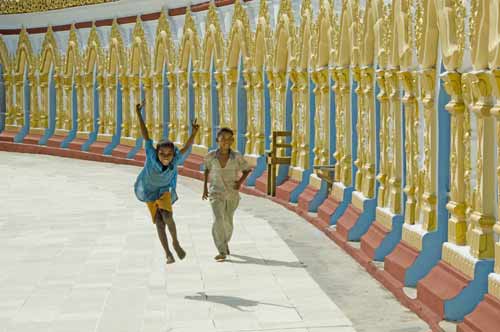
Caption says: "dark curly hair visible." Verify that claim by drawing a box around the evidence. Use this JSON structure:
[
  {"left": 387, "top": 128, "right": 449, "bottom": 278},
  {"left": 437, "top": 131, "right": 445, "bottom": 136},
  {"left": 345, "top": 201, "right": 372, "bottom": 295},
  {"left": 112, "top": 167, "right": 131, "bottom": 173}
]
[
  {"left": 216, "top": 127, "right": 234, "bottom": 141},
  {"left": 155, "top": 139, "right": 176, "bottom": 156}
]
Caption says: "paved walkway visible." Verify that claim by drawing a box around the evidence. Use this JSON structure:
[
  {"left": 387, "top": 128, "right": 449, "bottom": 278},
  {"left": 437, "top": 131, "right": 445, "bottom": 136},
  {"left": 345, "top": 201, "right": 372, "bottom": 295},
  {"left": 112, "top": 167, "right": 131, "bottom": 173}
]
[{"left": 0, "top": 152, "right": 429, "bottom": 332}]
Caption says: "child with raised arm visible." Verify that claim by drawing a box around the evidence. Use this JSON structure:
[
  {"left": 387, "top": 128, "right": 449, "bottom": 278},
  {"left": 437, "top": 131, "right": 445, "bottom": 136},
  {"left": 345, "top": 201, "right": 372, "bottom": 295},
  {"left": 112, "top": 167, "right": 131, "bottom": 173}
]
[
  {"left": 134, "top": 101, "right": 199, "bottom": 264},
  {"left": 202, "top": 127, "right": 252, "bottom": 261}
]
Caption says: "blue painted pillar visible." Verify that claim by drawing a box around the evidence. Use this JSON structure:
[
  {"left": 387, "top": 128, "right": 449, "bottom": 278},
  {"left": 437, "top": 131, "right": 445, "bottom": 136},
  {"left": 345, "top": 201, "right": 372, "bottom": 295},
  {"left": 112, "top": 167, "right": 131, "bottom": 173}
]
[{"left": 0, "top": 64, "right": 6, "bottom": 132}]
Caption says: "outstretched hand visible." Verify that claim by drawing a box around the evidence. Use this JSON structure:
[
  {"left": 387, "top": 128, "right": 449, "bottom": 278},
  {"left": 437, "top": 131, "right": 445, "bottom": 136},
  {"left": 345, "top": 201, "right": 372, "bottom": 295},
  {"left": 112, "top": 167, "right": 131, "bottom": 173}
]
[
  {"left": 191, "top": 118, "right": 200, "bottom": 133},
  {"left": 136, "top": 99, "right": 145, "bottom": 112}
]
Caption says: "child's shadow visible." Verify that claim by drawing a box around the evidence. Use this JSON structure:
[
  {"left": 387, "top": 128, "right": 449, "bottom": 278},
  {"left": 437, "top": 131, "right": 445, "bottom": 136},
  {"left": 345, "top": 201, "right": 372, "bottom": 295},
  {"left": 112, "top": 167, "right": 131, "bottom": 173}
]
[
  {"left": 228, "top": 254, "right": 306, "bottom": 268},
  {"left": 185, "top": 292, "right": 293, "bottom": 312}
]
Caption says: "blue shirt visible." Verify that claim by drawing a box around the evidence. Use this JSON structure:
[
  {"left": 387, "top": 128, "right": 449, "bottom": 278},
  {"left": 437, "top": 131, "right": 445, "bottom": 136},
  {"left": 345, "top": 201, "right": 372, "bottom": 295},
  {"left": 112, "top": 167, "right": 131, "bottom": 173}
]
[{"left": 134, "top": 139, "right": 182, "bottom": 203}]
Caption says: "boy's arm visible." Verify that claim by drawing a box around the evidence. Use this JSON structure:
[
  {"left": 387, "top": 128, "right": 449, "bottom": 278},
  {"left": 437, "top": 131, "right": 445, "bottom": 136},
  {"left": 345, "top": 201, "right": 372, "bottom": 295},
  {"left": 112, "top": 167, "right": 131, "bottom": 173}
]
[
  {"left": 235, "top": 169, "right": 251, "bottom": 189},
  {"left": 202, "top": 168, "right": 210, "bottom": 200},
  {"left": 180, "top": 119, "right": 199, "bottom": 155},
  {"left": 135, "top": 102, "right": 150, "bottom": 141}
]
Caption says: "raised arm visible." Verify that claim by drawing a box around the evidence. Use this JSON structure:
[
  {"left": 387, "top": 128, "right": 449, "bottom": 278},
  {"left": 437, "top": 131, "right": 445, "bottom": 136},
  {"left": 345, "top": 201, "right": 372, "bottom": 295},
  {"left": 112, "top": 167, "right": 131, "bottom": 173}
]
[
  {"left": 135, "top": 101, "right": 150, "bottom": 141},
  {"left": 179, "top": 118, "right": 200, "bottom": 155}
]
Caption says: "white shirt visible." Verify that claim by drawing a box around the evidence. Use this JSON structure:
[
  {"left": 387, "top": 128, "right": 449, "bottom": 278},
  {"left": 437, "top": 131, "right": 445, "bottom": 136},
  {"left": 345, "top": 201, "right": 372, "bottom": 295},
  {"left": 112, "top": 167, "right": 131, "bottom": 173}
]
[{"left": 204, "top": 149, "right": 251, "bottom": 199}]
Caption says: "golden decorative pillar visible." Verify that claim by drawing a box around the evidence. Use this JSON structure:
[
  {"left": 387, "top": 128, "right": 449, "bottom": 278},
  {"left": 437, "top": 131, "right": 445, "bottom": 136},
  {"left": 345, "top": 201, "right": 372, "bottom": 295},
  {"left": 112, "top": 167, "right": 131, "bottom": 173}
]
[
  {"left": 360, "top": 67, "right": 376, "bottom": 199},
  {"left": 199, "top": 70, "right": 211, "bottom": 150},
  {"left": 96, "top": 72, "right": 106, "bottom": 136},
  {"left": 3, "top": 72, "right": 13, "bottom": 127},
  {"left": 296, "top": 70, "right": 309, "bottom": 172},
  {"left": 333, "top": 67, "right": 350, "bottom": 186},
  {"left": 375, "top": 69, "right": 389, "bottom": 209},
  {"left": 178, "top": 70, "right": 189, "bottom": 144},
  {"left": 82, "top": 74, "right": 94, "bottom": 135},
  {"left": 153, "top": 72, "right": 164, "bottom": 142},
  {"left": 467, "top": 72, "right": 496, "bottom": 259},
  {"left": 28, "top": 70, "right": 39, "bottom": 130},
  {"left": 128, "top": 74, "right": 140, "bottom": 141},
  {"left": 386, "top": 68, "right": 403, "bottom": 215},
  {"left": 353, "top": 66, "right": 364, "bottom": 193},
  {"left": 53, "top": 71, "right": 64, "bottom": 134},
  {"left": 288, "top": 70, "right": 298, "bottom": 167},
  {"left": 167, "top": 71, "right": 178, "bottom": 143},
  {"left": 38, "top": 77, "right": 49, "bottom": 130},
  {"left": 75, "top": 73, "right": 85, "bottom": 133},
  {"left": 119, "top": 74, "right": 131, "bottom": 145},
  {"left": 312, "top": 68, "right": 330, "bottom": 173},
  {"left": 11, "top": 72, "right": 25, "bottom": 129},
  {"left": 399, "top": 70, "right": 418, "bottom": 225},
  {"left": 491, "top": 68, "right": 500, "bottom": 298},
  {"left": 223, "top": 68, "right": 237, "bottom": 132},
  {"left": 443, "top": 72, "right": 467, "bottom": 245},
  {"left": 247, "top": 70, "right": 265, "bottom": 156},
  {"left": 420, "top": 68, "right": 439, "bottom": 231},
  {"left": 103, "top": 73, "right": 116, "bottom": 138},
  {"left": 143, "top": 76, "right": 153, "bottom": 139}
]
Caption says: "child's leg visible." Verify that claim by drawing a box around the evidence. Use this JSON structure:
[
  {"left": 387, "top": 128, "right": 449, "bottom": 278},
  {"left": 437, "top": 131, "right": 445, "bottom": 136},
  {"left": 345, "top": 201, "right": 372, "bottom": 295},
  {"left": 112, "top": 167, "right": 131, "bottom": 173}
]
[
  {"left": 210, "top": 198, "right": 229, "bottom": 256},
  {"left": 154, "top": 211, "right": 175, "bottom": 263},
  {"left": 159, "top": 209, "right": 185, "bottom": 259},
  {"left": 223, "top": 196, "right": 240, "bottom": 249}
]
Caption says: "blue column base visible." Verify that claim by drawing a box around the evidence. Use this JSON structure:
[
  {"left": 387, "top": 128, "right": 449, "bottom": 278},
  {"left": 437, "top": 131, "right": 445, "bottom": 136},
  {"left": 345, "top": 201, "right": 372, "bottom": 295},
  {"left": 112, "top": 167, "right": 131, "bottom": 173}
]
[
  {"left": 289, "top": 169, "right": 312, "bottom": 203},
  {"left": 308, "top": 180, "right": 329, "bottom": 212},
  {"left": 60, "top": 130, "right": 77, "bottom": 148},
  {"left": 245, "top": 155, "right": 266, "bottom": 186},
  {"left": 347, "top": 195, "right": 377, "bottom": 241},
  {"left": 0, "top": 113, "right": 5, "bottom": 133},
  {"left": 444, "top": 259, "right": 494, "bottom": 321},
  {"left": 126, "top": 138, "right": 143, "bottom": 159},
  {"left": 276, "top": 164, "right": 289, "bottom": 186},
  {"left": 38, "top": 127, "right": 55, "bottom": 145},
  {"left": 373, "top": 214, "right": 404, "bottom": 261},
  {"left": 103, "top": 134, "right": 120, "bottom": 155},
  {"left": 81, "top": 132, "right": 98, "bottom": 151},
  {"left": 14, "top": 125, "right": 29, "bottom": 143},
  {"left": 329, "top": 186, "right": 354, "bottom": 225},
  {"left": 405, "top": 229, "right": 447, "bottom": 287}
]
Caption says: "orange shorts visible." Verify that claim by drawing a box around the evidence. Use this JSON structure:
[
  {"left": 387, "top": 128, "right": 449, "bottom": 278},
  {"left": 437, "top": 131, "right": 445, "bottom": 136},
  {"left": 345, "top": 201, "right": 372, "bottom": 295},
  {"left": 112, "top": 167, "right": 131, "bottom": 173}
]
[{"left": 146, "top": 192, "right": 172, "bottom": 223}]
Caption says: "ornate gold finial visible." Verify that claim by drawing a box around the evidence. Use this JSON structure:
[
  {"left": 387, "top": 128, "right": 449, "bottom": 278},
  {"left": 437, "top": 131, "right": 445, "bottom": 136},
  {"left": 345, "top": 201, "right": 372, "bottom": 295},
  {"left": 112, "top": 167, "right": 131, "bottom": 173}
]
[
  {"left": 109, "top": 19, "right": 126, "bottom": 71},
  {"left": 66, "top": 24, "right": 81, "bottom": 72},
  {"left": 156, "top": 11, "right": 176, "bottom": 68},
  {"left": 258, "top": 0, "right": 269, "bottom": 19},
  {"left": 132, "top": 16, "right": 150, "bottom": 71},
  {"left": 40, "top": 26, "right": 59, "bottom": 66},
  {"left": 227, "top": 0, "right": 251, "bottom": 66},
  {"left": 179, "top": 6, "right": 200, "bottom": 69}
]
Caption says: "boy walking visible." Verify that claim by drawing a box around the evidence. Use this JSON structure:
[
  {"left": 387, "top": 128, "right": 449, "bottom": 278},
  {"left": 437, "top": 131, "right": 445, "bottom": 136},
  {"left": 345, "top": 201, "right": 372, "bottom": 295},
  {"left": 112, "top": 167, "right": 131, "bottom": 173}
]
[{"left": 202, "top": 128, "right": 252, "bottom": 261}]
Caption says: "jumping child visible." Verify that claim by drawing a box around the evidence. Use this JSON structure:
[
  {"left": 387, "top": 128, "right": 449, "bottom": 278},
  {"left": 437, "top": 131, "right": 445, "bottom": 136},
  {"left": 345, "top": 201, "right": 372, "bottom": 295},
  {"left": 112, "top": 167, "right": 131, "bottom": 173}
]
[
  {"left": 134, "top": 101, "right": 199, "bottom": 264},
  {"left": 202, "top": 127, "right": 252, "bottom": 261}
]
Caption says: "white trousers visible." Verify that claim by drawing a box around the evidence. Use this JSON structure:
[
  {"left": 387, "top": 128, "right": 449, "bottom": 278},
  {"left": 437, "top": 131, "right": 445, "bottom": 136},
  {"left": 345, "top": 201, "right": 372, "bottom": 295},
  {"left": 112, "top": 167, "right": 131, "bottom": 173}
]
[{"left": 210, "top": 195, "right": 240, "bottom": 255}]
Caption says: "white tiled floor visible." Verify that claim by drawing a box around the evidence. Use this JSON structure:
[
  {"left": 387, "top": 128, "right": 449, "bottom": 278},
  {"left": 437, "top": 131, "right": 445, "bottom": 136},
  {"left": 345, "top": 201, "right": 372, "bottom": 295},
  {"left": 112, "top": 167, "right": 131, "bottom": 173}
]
[{"left": 0, "top": 152, "right": 355, "bottom": 332}]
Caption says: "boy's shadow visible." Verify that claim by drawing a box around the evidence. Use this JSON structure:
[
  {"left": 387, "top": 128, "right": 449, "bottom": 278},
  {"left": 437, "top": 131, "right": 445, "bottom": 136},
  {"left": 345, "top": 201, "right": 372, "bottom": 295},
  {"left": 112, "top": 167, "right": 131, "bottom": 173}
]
[
  {"left": 185, "top": 292, "right": 293, "bottom": 312},
  {"left": 228, "top": 254, "right": 306, "bottom": 268}
]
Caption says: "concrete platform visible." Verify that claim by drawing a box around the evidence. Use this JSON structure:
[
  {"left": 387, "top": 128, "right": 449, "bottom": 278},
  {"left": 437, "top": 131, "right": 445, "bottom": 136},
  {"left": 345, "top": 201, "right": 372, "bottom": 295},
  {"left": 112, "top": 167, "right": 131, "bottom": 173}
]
[{"left": 0, "top": 152, "right": 430, "bottom": 332}]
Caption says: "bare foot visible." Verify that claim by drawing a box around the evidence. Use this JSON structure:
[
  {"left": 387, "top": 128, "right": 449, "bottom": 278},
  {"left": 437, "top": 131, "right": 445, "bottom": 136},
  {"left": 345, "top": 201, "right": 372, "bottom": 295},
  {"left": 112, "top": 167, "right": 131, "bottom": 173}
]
[
  {"left": 174, "top": 243, "right": 186, "bottom": 260},
  {"left": 166, "top": 254, "right": 175, "bottom": 264}
]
